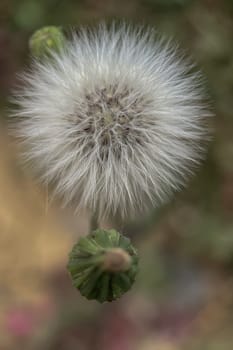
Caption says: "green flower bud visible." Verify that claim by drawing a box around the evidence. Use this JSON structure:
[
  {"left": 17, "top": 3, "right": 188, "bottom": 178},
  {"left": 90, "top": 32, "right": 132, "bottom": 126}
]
[
  {"left": 67, "top": 229, "right": 139, "bottom": 303},
  {"left": 29, "top": 26, "right": 65, "bottom": 59}
]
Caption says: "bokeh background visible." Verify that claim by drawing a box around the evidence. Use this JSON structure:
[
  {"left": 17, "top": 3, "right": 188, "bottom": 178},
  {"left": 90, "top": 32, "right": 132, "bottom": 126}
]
[{"left": 1, "top": 0, "right": 233, "bottom": 349}]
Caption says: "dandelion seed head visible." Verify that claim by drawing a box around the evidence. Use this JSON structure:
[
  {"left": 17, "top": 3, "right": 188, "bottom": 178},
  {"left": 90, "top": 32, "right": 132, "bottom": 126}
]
[{"left": 12, "top": 23, "right": 211, "bottom": 220}]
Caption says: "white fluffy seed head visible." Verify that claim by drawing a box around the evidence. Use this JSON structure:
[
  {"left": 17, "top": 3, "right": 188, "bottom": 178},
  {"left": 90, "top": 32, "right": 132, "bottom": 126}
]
[{"left": 11, "top": 23, "right": 211, "bottom": 221}]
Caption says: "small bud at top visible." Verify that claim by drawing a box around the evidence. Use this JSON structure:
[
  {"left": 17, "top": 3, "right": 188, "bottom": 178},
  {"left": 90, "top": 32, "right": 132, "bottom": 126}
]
[{"left": 29, "top": 26, "right": 65, "bottom": 59}]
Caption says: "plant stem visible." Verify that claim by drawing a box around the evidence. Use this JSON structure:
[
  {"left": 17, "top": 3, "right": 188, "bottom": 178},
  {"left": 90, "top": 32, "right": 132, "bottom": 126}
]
[{"left": 90, "top": 213, "right": 99, "bottom": 232}]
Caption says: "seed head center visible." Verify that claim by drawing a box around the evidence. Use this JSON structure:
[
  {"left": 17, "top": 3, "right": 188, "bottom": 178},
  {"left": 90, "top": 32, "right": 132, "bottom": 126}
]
[{"left": 68, "top": 84, "right": 147, "bottom": 159}]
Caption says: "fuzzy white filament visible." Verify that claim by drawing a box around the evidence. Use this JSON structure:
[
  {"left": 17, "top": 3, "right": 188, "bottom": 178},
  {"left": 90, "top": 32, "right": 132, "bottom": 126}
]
[{"left": 12, "top": 24, "right": 210, "bottom": 220}]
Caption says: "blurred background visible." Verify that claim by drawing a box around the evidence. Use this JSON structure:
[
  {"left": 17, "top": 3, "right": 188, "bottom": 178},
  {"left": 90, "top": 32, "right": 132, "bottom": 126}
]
[{"left": 1, "top": 0, "right": 233, "bottom": 349}]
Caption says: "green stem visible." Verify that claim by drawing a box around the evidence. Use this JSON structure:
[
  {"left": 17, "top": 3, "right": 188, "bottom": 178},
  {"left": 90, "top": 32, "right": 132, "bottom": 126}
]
[{"left": 90, "top": 213, "right": 99, "bottom": 232}]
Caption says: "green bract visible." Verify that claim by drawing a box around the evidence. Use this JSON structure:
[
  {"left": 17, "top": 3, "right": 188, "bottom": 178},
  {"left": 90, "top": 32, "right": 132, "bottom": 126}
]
[{"left": 67, "top": 229, "right": 138, "bottom": 303}]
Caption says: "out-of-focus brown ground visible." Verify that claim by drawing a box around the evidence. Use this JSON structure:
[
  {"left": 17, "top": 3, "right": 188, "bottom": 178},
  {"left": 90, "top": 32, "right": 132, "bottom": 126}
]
[{"left": 0, "top": 125, "right": 88, "bottom": 348}]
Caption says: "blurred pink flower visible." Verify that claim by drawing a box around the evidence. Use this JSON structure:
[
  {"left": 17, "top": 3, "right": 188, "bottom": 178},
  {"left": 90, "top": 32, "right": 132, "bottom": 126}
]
[{"left": 5, "top": 309, "right": 36, "bottom": 337}]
